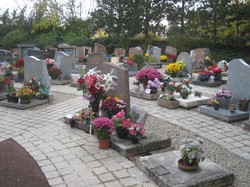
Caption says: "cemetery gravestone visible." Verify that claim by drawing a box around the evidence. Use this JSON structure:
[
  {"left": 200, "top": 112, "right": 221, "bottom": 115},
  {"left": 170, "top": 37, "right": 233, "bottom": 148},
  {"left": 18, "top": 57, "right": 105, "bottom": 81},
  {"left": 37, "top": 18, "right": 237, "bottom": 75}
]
[
  {"left": 101, "top": 62, "right": 130, "bottom": 113},
  {"left": 165, "top": 46, "right": 177, "bottom": 57},
  {"left": 176, "top": 52, "right": 193, "bottom": 76},
  {"left": 226, "top": 59, "right": 250, "bottom": 110},
  {"left": 24, "top": 56, "right": 51, "bottom": 89},
  {"left": 114, "top": 48, "right": 126, "bottom": 57},
  {"left": 128, "top": 47, "right": 143, "bottom": 57},
  {"left": 58, "top": 43, "right": 76, "bottom": 57},
  {"left": 82, "top": 46, "right": 92, "bottom": 57},
  {"left": 93, "top": 43, "right": 107, "bottom": 55},
  {"left": 54, "top": 51, "right": 72, "bottom": 80},
  {"left": 151, "top": 46, "right": 161, "bottom": 63},
  {"left": 190, "top": 48, "right": 211, "bottom": 70},
  {"left": 44, "top": 45, "right": 57, "bottom": 59},
  {"left": 27, "top": 48, "right": 45, "bottom": 59},
  {"left": 17, "top": 44, "right": 35, "bottom": 58},
  {"left": 85, "top": 52, "right": 105, "bottom": 73},
  {"left": 0, "top": 49, "right": 12, "bottom": 64}
]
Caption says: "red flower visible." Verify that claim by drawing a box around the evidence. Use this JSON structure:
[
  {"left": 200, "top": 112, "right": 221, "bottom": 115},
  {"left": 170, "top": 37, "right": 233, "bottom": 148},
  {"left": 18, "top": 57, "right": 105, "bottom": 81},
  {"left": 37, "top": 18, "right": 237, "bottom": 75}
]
[
  {"left": 77, "top": 77, "right": 85, "bottom": 84},
  {"left": 89, "top": 84, "right": 98, "bottom": 95},
  {"left": 85, "top": 75, "right": 97, "bottom": 88}
]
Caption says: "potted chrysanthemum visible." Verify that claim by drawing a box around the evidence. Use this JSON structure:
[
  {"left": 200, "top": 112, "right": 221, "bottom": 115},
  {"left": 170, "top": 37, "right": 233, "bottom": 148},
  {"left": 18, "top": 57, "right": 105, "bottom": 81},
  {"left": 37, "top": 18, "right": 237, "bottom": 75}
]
[{"left": 92, "top": 117, "right": 114, "bottom": 149}]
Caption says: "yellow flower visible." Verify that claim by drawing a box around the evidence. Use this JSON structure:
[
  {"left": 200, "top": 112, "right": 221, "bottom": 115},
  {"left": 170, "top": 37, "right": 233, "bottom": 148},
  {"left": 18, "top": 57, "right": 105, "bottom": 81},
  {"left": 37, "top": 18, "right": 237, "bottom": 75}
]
[
  {"left": 145, "top": 53, "right": 149, "bottom": 57},
  {"left": 166, "top": 63, "right": 181, "bottom": 75},
  {"left": 160, "top": 55, "right": 168, "bottom": 61}
]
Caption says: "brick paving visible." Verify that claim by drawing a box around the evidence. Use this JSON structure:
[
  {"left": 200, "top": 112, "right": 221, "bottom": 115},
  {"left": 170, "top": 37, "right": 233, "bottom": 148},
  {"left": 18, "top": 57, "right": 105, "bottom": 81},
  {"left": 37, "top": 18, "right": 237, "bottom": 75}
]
[{"left": 0, "top": 79, "right": 250, "bottom": 186}]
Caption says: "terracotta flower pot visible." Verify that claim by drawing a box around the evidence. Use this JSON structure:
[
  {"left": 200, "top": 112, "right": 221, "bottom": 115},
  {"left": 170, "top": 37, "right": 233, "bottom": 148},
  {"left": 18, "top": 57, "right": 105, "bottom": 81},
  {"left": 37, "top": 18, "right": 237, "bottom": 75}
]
[
  {"left": 98, "top": 139, "right": 111, "bottom": 149},
  {"left": 177, "top": 159, "right": 199, "bottom": 171},
  {"left": 20, "top": 99, "right": 31, "bottom": 104}
]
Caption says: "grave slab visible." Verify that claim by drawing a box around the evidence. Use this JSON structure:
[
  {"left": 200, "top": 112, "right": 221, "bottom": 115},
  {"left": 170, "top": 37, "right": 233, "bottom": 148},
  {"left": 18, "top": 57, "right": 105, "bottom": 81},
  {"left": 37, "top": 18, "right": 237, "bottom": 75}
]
[
  {"left": 198, "top": 105, "right": 250, "bottom": 123},
  {"left": 50, "top": 79, "right": 71, "bottom": 85},
  {"left": 0, "top": 93, "right": 7, "bottom": 101},
  {"left": 0, "top": 98, "right": 49, "bottom": 110},
  {"left": 136, "top": 150, "right": 234, "bottom": 187},
  {"left": 130, "top": 90, "right": 160, "bottom": 100},
  {"left": 243, "top": 120, "right": 250, "bottom": 131},
  {"left": 175, "top": 94, "right": 209, "bottom": 108},
  {"left": 111, "top": 132, "right": 171, "bottom": 158},
  {"left": 192, "top": 80, "right": 223, "bottom": 87}
]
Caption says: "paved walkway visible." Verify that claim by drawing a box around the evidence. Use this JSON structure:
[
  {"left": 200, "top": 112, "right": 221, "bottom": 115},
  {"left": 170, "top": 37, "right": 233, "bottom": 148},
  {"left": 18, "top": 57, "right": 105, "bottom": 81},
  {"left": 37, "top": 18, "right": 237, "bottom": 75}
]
[{"left": 0, "top": 80, "right": 250, "bottom": 186}]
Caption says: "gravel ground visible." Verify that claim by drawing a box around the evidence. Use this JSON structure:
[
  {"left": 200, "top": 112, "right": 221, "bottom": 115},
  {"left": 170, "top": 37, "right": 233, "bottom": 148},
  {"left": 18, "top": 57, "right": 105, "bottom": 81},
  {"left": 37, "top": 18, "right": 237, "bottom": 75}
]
[
  {"left": 28, "top": 91, "right": 250, "bottom": 186},
  {"left": 139, "top": 115, "right": 250, "bottom": 187}
]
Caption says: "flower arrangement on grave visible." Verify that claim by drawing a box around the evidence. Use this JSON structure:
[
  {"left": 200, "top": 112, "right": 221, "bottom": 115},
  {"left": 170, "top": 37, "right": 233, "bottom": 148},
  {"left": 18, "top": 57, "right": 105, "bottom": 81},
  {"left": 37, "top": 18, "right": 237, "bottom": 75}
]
[
  {"left": 0, "top": 76, "right": 11, "bottom": 92},
  {"left": 178, "top": 138, "right": 205, "bottom": 170},
  {"left": 229, "top": 104, "right": 236, "bottom": 113},
  {"left": 24, "top": 77, "right": 39, "bottom": 93},
  {"left": 166, "top": 60, "right": 186, "bottom": 77},
  {"left": 211, "top": 66, "right": 223, "bottom": 81},
  {"left": 0, "top": 64, "right": 13, "bottom": 76},
  {"left": 125, "top": 56, "right": 135, "bottom": 65},
  {"left": 35, "top": 85, "right": 49, "bottom": 100},
  {"left": 16, "top": 87, "right": 33, "bottom": 103},
  {"left": 214, "top": 89, "right": 232, "bottom": 109},
  {"left": 160, "top": 55, "right": 168, "bottom": 62},
  {"left": 112, "top": 110, "right": 132, "bottom": 139},
  {"left": 101, "top": 96, "right": 127, "bottom": 118},
  {"left": 5, "top": 86, "right": 18, "bottom": 103},
  {"left": 15, "top": 58, "right": 24, "bottom": 68},
  {"left": 204, "top": 56, "right": 213, "bottom": 66},
  {"left": 18, "top": 67, "right": 24, "bottom": 80},
  {"left": 146, "top": 78, "right": 161, "bottom": 94},
  {"left": 167, "top": 54, "right": 176, "bottom": 61},
  {"left": 45, "top": 58, "right": 54, "bottom": 69},
  {"left": 128, "top": 124, "right": 145, "bottom": 144},
  {"left": 135, "top": 68, "right": 163, "bottom": 89},
  {"left": 77, "top": 67, "right": 118, "bottom": 116},
  {"left": 74, "top": 106, "right": 95, "bottom": 124},
  {"left": 198, "top": 70, "right": 211, "bottom": 81},
  {"left": 92, "top": 117, "right": 114, "bottom": 149},
  {"left": 48, "top": 67, "right": 62, "bottom": 80},
  {"left": 176, "top": 80, "right": 192, "bottom": 99}
]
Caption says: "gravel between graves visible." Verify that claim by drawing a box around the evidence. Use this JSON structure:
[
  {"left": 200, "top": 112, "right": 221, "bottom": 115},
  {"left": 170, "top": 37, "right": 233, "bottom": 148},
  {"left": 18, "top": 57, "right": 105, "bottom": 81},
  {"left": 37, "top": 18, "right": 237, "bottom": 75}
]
[
  {"left": 140, "top": 115, "right": 250, "bottom": 187},
  {"left": 30, "top": 94, "right": 250, "bottom": 186}
]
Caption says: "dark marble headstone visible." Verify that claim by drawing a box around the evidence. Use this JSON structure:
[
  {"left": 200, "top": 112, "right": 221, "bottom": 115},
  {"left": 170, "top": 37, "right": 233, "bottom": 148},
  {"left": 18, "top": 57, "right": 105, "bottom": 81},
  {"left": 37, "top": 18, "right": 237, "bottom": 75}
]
[
  {"left": 101, "top": 62, "right": 130, "bottom": 113},
  {"left": 44, "top": 45, "right": 57, "bottom": 59},
  {"left": 17, "top": 44, "right": 35, "bottom": 58},
  {"left": 27, "top": 49, "right": 45, "bottom": 59},
  {"left": 93, "top": 43, "right": 107, "bottom": 54},
  {"left": 24, "top": 56, "right": 50, "bottom": 89},
  {"left": 226, "top": 59, "right": 250, "bottom": 110},
  {"left": 85, "top": 52, "right": 105, "bottom": 72},
  {"left": 0, "top": 49, "right": 12, "bottom": 63},
  {"left": 129, "top": 47, "right": 143, "bottom": 57}
]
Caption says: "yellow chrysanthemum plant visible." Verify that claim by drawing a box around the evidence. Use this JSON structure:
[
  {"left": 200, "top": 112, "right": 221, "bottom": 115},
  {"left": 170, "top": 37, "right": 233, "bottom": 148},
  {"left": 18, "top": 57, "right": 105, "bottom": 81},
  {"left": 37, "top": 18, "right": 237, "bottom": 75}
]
[
  {"left": 166, "top": 60, "right": 186, "bottom": 77},
  {"left": 16, "top": 87, "right": 33, "bottom": 100}
]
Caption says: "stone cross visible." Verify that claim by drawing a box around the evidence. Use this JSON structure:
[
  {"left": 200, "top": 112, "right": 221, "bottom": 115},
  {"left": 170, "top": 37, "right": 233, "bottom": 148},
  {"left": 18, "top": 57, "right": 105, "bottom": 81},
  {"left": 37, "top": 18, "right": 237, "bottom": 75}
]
[{"left": 24, "top": 56, "right": 51, "bottom": 89}]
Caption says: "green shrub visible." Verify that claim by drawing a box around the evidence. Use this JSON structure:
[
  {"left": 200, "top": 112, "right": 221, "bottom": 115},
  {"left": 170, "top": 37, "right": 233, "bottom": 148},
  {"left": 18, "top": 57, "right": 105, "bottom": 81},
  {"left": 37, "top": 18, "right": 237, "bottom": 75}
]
[{"left": 133, "top": 54, "right": 146, "bottom": 69}]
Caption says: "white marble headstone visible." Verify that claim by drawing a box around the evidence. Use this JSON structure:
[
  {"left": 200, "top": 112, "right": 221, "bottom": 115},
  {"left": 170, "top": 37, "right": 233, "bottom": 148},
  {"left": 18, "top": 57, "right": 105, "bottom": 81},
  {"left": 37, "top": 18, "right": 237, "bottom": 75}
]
[{"left": 54, "top": 51, "right": 73, "bottom": 80}]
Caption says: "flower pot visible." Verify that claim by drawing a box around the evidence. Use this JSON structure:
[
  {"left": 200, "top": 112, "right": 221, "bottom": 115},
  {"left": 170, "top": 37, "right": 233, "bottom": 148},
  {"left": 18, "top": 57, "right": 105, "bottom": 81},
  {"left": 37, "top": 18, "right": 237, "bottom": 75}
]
[
  {"left": 116, "top": 127, "right": 129, "bottom": 139},
  {"left": 20, "top": 99, "right": 31, "bottom": 104},
  {"left": 239, "top": 99, "right": 250, "bottom": 111},
  {"left": 215, "top": 97, "right": 231, "bottom": 109},
  {"left": 98, "top": 139, "right": 111, "bottom": 149},
  {"left": 130, "top": 136, "right": 139, "bottom": 144},
  {"left": 214, "top": 72, "right": 222, "bottom": 81},
  {"left": 180, "top": 93, "right": 188, "bottom": 99},
  {"left": 12, "top": 96, "right": 19, "bottom": 103},
  {"left": 89, "top": 99, "right": 100, "bottom": 117},
  {"left": 150, "top": 87, "right": 157, "bottom": 94},
  {"left": 7, "top": 95, "right": 13, "bottom": 102},
  {"left": 214, "top": 104, "right": 219, "bottom": 110},
  {"left": 177, "top": 159, "right": 199, "bottom": 171}
]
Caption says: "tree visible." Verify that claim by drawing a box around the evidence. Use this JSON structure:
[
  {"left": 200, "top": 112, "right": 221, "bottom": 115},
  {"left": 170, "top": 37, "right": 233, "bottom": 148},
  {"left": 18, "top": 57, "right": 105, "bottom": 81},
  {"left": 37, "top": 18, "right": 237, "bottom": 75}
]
[{"left": 2, "top": 29, "right": 27, "bottom": 49}]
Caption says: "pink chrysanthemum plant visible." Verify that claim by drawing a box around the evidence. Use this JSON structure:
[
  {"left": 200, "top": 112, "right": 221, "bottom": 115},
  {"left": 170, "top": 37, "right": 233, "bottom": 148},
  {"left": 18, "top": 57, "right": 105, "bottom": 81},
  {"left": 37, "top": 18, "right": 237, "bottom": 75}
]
[
  {"left": 128, "top": 124, "right": 145, "bottom": 138},
  {"left": 112, "top": 110, "right": 132, "bottom": 130},
  {"left": 92, "top": 117, "right": 114, "bottom": 140}
]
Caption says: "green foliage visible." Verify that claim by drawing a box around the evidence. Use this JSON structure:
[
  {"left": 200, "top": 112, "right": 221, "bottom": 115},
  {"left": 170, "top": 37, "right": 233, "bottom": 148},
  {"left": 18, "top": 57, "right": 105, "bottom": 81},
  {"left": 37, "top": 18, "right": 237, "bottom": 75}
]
[
  {"left": 34, "top": 31, "right": 61, "bottom": 49},
  {"left": 133, "top": 54, "right": 146, "bottom": 69},
  {"left": 2, "top": 29, "right": 27, "bottom": 49}
]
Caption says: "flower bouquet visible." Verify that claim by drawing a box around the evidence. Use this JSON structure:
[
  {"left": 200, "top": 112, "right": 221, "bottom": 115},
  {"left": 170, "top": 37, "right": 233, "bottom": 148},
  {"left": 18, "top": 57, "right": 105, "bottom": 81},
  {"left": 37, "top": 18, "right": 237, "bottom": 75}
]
[
  {"left": 128, "top": 124, "right": 145, "bottom": 144},
  {"left": 112, "top": 110, "right": 132, "bottom": 139},
  {"left": 215, "top": 89, "right": 232, "bottom": 109},
  {"left": 35, "top": 86, "right": 49, "bottom": 100},
  {"left": 16, "top": 87, "right": 33, "bottom": 104},
  {"left": 101, "top": 96, "right": 127, "bottom": 118},
  {"left": 146, "top": 78, "right": 161, "bottom": 94},
  {"left": 198, "top": 70, "right": 211, "bottom": 81},
  {"left": 178, "top": 137, "right": 205, "bottom": 170},
  {"left": 45, "top": 58, "right": 55, "bottom": 69},
  {"left": 92, "top": 117, "right": 114, "bottom": 149}
]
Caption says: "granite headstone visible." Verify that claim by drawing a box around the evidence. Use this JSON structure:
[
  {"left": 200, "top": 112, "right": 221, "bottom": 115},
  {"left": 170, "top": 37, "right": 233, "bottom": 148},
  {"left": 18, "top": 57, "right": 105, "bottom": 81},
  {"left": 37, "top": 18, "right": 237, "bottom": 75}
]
[
  {"left": 17, "top": 44, "right": 35, "bottom": 58},
  {"left": 128, "top": 47, "right": 143, "bottom": 57},
  {"left": 44, "top": 45, "right": 57, "bottom": 59},
  {"left": 148, "top": 46, "right": 161, "bottom": 63},
  {"left": 82, "top": 46, "right": 92, "bottom": 57},
  {"left": 54, "top": 51, "right": 72, "bottom": 80},
  {"left": 176, "top": 52, "right": 193, "bottom": 75},
  {"left": 27, "top": 48, "right": 45, "bottom": 59},
  {"left": 93, "top": 43, "right": 107, "bottom": 54},
  {"left": 165, "top": 46, "right": 177, "bottom": 57},
  {"left": 190, "top": 48, "right": 211, "bottom": 70},
  {"left": 85, "top": 51, "right": 105, "bottom": 72},
  {"left": 58, "top": 43, "right": 76, "bottom": 57},
  {"left": 24, "top": 56, "right": 50, "bottom": 89},
  {"left": 0, "top": 49, "right": 12, "bottom": 64}
]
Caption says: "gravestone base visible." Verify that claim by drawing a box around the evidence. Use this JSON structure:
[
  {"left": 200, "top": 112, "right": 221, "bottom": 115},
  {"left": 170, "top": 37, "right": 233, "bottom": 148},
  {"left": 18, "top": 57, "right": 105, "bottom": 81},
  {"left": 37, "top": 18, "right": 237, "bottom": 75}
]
[
  {"left": 243, "top": 120, "right": 250, "bottom": 131},
  {"left": 0, "top": 98, "right": 49, "bottom": 110},
  {"left": 130, "top": 90, "right": 160, "bottom": 100},
  {"left": 143, "top": 63, "right": 162, "bottom": 69},
  {"left": 0, "top": 93, "right": 7, "bottom": 101},
  {"left": 198, "top": 105, "right": 250, "bottom": 122},
  {"left": 64, "top": 116, "right": 92, "bottom": 134},
  {"left": 50, "top": 79, "right": 71, "bottom": 85},
  {"left": 136, "top": 151, "right": 234, "bottom": 187},
  {"left": 111, "top": 131, "right": 171, "bottom": 158},
  {"left": 192, "top": 80, "right": 223, "bottom": 87},
  {"left": 175, "top": 94, "right": 210, "bottom": 109}
]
